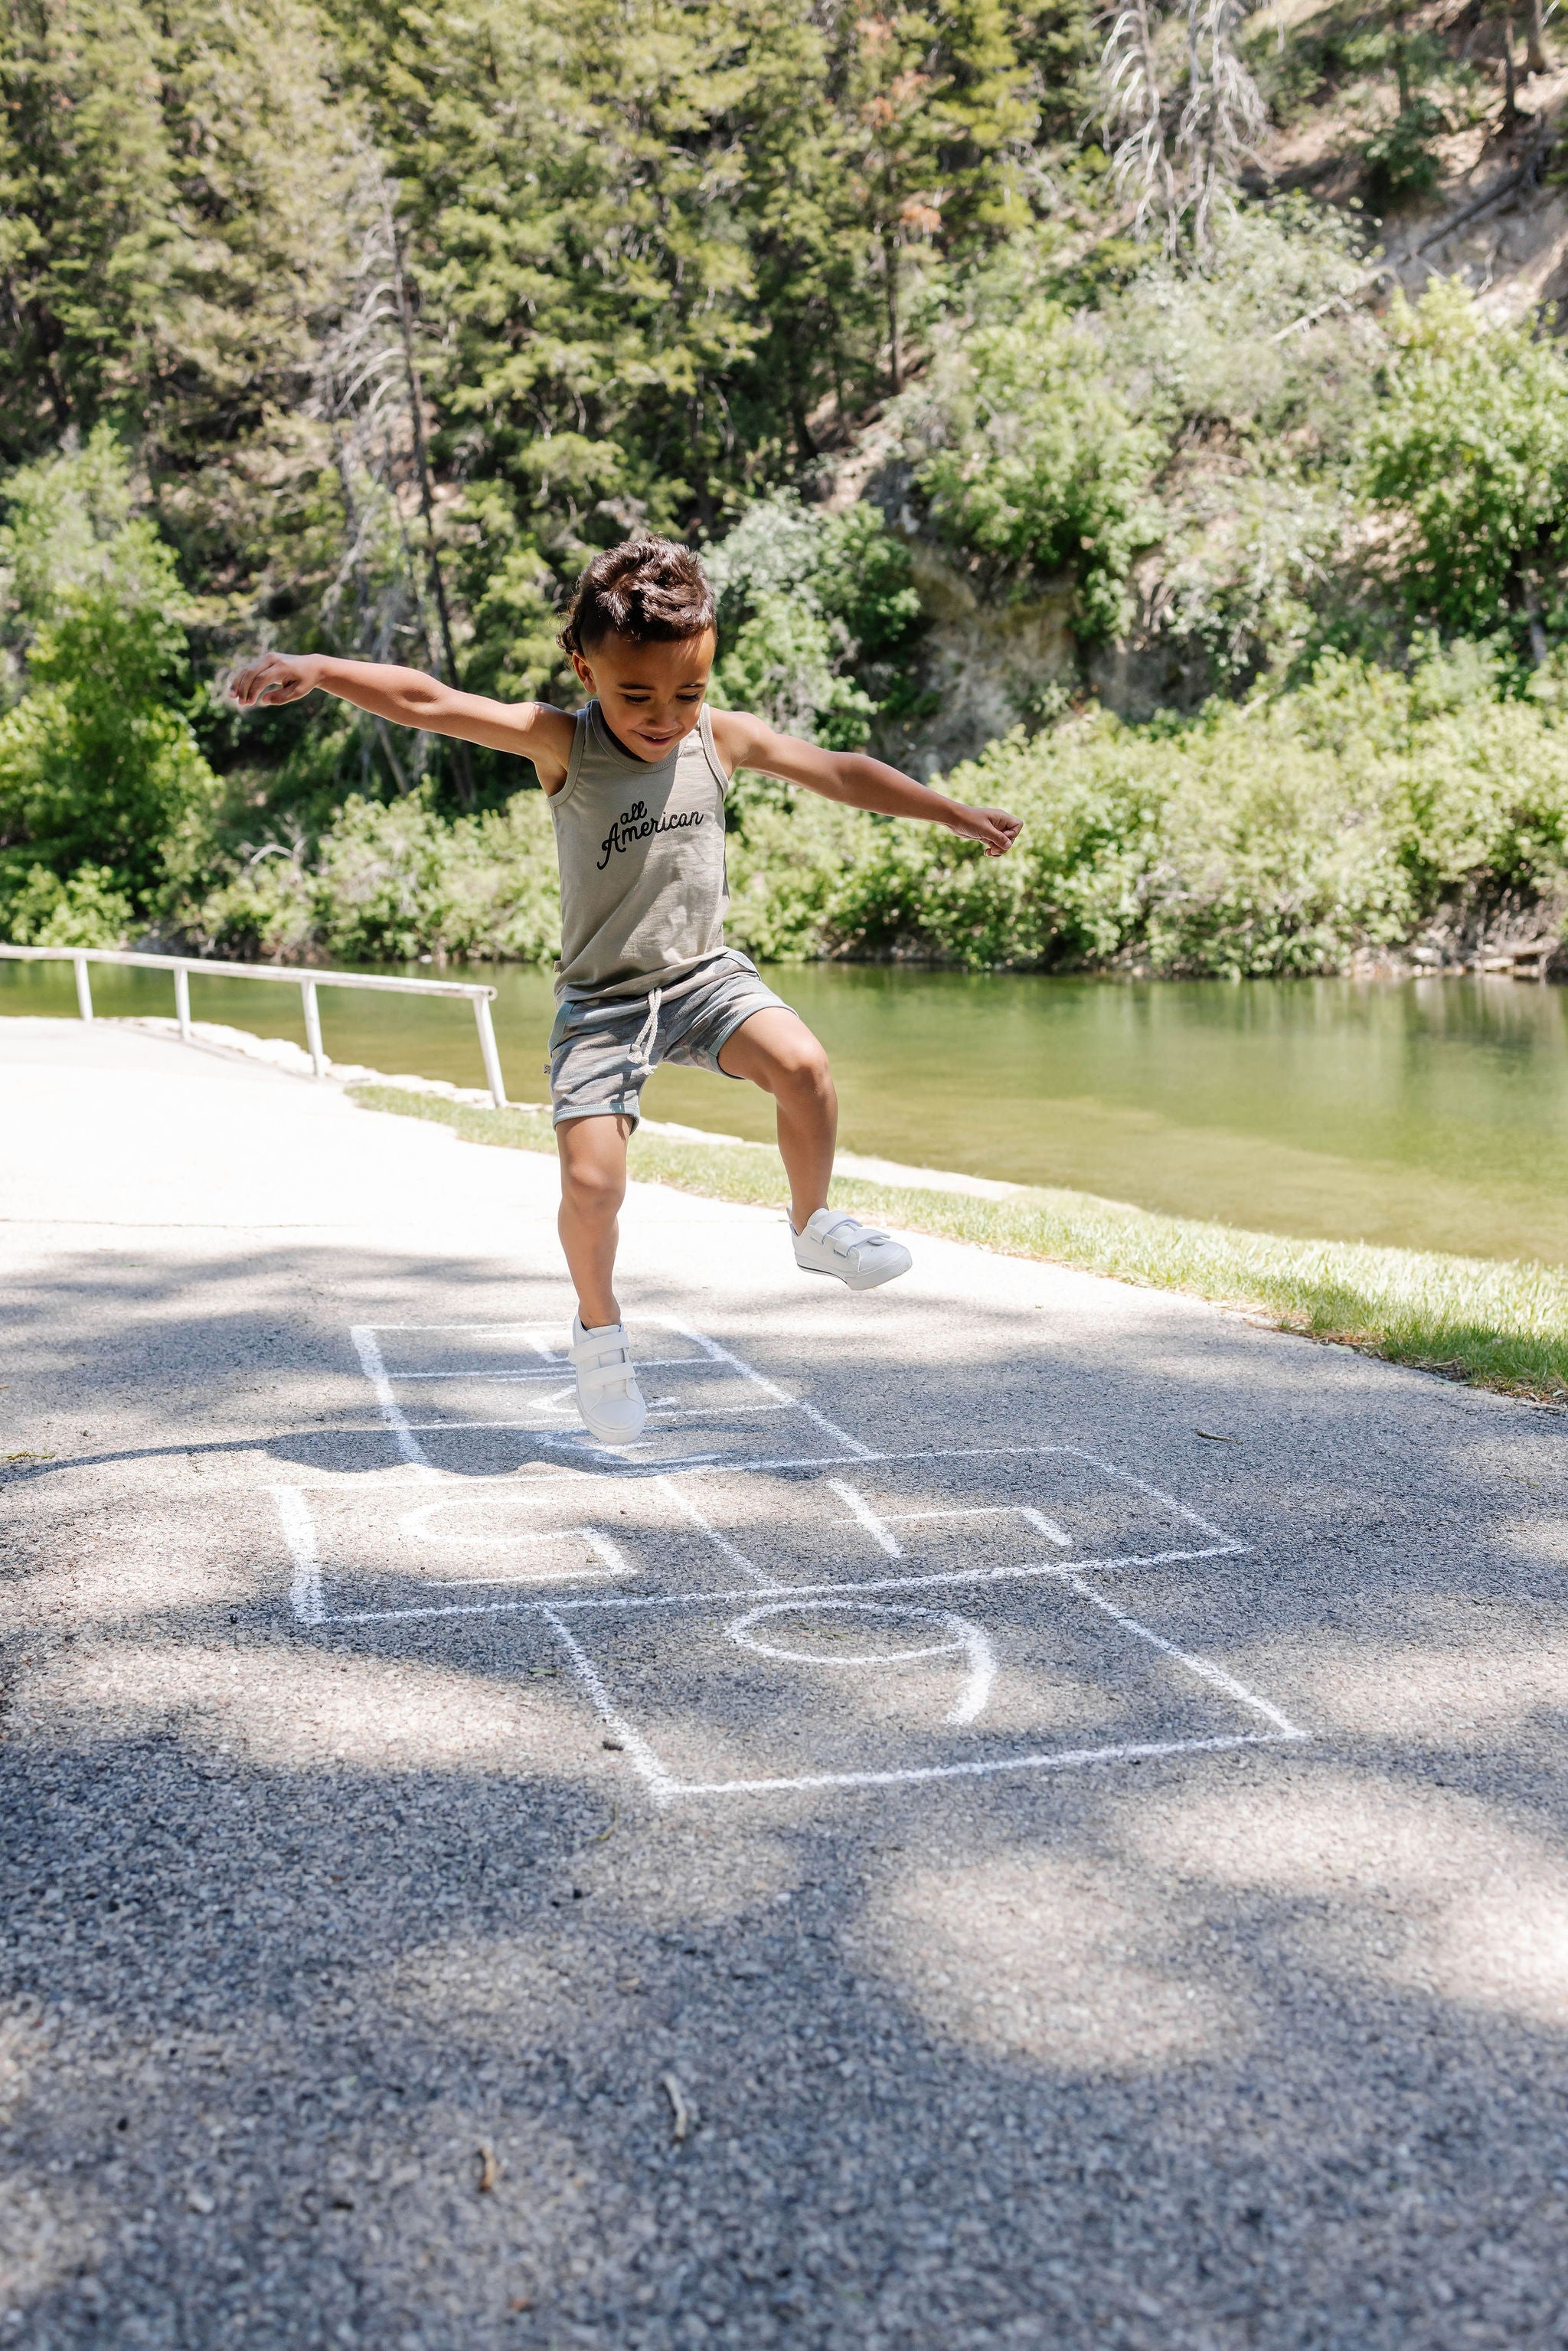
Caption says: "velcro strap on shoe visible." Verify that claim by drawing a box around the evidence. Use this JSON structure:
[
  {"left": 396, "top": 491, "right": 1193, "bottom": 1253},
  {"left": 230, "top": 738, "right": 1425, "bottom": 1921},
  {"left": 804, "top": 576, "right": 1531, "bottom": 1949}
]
[
  {"left": 575, "top": 1339, "right": 632, "bottom": 1396},
  {"left": 818, "top": 1216, "right": 890, "bottom": 1250}
]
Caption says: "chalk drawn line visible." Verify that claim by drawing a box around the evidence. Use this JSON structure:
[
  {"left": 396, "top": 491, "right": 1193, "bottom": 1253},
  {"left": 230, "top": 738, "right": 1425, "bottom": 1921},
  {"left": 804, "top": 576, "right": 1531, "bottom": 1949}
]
[
  {"left": 292, "top": 1532, "right": 1240, "bottom": 1626},
  {"left": 348, "top": 1312, "right": 871, "bottom": 1471},
  {"left": 286, "top": 1311, "right": 1303, "bottom": 1799},
  {"left": 541, "top": 1580, "right": 1305, "bottom": 1803}
]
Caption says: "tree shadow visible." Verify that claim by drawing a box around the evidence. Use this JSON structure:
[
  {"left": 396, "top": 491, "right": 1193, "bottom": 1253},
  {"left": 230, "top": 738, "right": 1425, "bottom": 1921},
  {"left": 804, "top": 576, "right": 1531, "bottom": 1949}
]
[{"left": 5, "top": 1241, "right": 1568, "bottom": 2348}]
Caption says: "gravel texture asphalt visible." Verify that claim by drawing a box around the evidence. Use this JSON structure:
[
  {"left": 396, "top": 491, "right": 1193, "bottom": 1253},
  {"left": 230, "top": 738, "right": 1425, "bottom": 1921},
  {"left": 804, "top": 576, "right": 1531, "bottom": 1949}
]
[{"left": 2, "top": 1014, "right": 1567, "bottom": 2351}]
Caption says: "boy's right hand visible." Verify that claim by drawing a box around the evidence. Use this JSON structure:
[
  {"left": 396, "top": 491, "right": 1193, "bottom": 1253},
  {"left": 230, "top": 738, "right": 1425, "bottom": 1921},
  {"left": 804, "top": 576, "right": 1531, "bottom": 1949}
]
[{"left": 228, "top": 651, "right": 323, "bottom": 707}]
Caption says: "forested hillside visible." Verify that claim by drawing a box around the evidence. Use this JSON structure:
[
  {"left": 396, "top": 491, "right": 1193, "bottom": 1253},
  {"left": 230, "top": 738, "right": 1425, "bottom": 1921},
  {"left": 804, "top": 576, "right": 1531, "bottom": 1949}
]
[{"left": 5, "top": 0, "right": 1568, "bottom": 972}]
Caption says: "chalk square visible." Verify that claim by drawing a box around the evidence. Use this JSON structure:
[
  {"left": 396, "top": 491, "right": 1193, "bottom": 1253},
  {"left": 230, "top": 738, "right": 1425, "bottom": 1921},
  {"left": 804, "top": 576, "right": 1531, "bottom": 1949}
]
[
  {"left": 674, "top": 1451, "right": 1226, "bottom": 1589},
  {"left": 359, "top": 1319, "right": 713, "bottom": 1379},
  {"left": 283, "top": 1471, "right": 852, "bottom": 1621},
  {"left": 546, "top": 1579, "right": 1292, "bottom": 1795},
  {"left": 384, "top": 1369, "right": 786, "bottom": 1439},
  {"left": 352, "top": 1315, "right": 824, "bottom": 1466}
]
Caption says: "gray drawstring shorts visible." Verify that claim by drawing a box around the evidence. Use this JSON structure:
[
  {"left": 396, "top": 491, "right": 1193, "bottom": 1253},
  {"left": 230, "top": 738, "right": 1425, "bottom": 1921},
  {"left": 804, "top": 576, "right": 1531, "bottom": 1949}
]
[{"left": 547, "top": 950, "right": 793, "bottom": 1128}]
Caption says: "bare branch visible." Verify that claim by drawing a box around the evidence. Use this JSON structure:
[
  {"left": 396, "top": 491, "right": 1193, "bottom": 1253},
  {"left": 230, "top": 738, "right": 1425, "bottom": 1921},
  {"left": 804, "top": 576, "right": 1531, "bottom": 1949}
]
[
  {"left": 1177, "top": 0, "right": 1267, "bottom": 252},
  {"left": 1099, "top": 0, "right": 1180, "bottom": 246}
]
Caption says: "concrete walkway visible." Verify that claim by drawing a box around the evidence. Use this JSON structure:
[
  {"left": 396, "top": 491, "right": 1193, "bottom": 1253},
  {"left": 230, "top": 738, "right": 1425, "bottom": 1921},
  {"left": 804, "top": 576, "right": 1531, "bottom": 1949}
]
[{"left": 2, "top": 1015, "right": 1566, "bottom": 2351}]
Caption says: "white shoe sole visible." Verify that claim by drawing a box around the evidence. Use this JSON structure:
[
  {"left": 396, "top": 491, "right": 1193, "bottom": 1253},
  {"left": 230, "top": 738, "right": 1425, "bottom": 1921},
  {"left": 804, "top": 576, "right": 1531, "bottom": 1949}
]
[{"left": 795, "top": 1252, "right": 912, "bottom": 1292}]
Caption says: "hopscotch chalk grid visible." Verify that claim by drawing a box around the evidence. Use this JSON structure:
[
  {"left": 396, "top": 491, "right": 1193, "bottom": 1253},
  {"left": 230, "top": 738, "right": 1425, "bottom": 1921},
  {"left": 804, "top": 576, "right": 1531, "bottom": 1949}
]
[{"left": 273, "top": 1315, "right": 1307, "bottom": 1800}]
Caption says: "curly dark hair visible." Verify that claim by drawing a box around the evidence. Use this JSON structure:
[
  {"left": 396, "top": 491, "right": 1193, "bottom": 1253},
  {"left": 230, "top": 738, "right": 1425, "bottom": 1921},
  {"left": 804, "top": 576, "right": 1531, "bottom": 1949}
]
[{"left": 558, "top": 538, "right": 716, "bottom": 658}]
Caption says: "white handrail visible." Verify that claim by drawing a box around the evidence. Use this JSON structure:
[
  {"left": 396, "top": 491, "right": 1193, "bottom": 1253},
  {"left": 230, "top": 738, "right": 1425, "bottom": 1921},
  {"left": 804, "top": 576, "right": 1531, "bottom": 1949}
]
[{"left": 0, "top": 943, "right": 508, "bottom": 1107}]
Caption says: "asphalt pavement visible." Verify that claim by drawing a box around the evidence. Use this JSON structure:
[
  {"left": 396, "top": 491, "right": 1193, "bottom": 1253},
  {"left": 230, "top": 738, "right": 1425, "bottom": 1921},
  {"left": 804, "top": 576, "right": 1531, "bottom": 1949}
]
[{"left": 2, "top": 1014, "right": 1567, "bottom": 2351}]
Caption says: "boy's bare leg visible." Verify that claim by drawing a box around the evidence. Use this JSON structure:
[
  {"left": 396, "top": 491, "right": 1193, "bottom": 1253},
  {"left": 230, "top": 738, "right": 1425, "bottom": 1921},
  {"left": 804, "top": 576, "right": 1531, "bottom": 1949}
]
[
  {"left": 556, "top": 1113, "right": 632, "bottom": 1327},
  {"left": 717, "top": 1009, "right": 837, "bottom": 1231}
]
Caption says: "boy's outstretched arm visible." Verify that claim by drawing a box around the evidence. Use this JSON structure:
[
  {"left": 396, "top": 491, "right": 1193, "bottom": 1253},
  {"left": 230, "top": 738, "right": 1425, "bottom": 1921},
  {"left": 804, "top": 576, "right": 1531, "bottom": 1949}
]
[
  {"left": 227, "top": 653, "right": 575, "bottom": 782},
  {"left": 710, "top": 710, "right": 1021, "bottom": 857}
]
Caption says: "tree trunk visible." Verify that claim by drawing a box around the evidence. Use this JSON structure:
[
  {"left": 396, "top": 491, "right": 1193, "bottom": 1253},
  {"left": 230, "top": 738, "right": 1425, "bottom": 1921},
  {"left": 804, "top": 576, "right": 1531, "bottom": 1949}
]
[
  {"left": 1502, "top": 13, "right": 1520, "bottom": 126},
  {"left": 884, "top": 231, "right": 903, "bottom": 398},
  {"left": 335, "top": 436, "right": 410, "bottom": 798},
  {"left": 382, "top": 424, "right": 440, "bottom": 678},
  {"left": 825, "top": 300, "right": 847, "bottom": 430},
  {"left": 688, "top": 416, "right": 717, "bottom": 537},
  {"left": 1524, "top": 0, "right": 1549, "bottom": 76},
  {"left": 387, "top": 217, "right": 474, "bottom": 810},
  {"left": 374, "top": 717, "right": 411, "bottom": 793},
  {"left": 790, "top": 391, "right": 818, "bottom": 463}
]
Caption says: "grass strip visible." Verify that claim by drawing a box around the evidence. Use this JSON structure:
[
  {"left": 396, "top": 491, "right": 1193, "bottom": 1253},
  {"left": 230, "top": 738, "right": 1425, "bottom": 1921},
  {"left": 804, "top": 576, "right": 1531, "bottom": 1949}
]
[{"left": 349, "top": 1083, "right": 1568, "bottom": 1404}]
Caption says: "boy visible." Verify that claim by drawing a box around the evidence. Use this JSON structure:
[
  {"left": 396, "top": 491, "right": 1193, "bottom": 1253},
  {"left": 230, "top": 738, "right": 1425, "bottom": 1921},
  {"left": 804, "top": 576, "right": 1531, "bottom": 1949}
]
[{"left": 230, "top": 538, "right": 1021, "bottom": 1447}]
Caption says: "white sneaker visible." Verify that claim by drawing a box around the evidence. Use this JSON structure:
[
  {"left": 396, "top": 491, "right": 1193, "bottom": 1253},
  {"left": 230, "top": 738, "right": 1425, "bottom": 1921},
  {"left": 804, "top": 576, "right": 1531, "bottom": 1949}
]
[
  {"left": 792, "top": 1209, "right": 913, "bottom": 1291},
  {"left": 570, "top": 1318, "right": 647, "bottom": 1446}
]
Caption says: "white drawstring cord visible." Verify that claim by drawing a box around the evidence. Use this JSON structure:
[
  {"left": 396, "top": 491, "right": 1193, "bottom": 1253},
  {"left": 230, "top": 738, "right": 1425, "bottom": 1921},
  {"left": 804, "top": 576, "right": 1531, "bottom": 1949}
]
[{"left": 629, "top": 988, "right": 662, "bottom": 1076}]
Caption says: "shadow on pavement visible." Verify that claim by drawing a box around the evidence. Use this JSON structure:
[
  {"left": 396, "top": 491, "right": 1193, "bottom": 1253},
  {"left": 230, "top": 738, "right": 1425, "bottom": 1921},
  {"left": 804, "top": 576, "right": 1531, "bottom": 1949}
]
[{"left": 4, "top": 1243, "right": 1568, "bottom": 2349}]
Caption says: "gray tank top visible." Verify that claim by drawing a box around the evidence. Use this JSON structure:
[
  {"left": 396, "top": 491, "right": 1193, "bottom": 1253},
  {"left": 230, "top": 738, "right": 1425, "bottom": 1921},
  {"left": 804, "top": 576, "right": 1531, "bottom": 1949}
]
[{"left": 548, "top": 700, "right": 730, "bottom": 999}]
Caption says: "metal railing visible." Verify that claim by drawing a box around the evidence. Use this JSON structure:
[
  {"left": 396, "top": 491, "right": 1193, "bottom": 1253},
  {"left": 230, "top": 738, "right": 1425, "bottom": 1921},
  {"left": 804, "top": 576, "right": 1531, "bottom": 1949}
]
[{"left": 0, "top": 944, "right": 508, "bottom": 1107}]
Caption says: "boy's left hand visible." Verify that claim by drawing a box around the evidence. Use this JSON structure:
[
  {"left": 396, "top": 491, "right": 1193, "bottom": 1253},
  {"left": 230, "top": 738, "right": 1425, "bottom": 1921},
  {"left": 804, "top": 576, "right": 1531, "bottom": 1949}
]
[{"left": 946, "top": 804, "right": 1024, "bottom": 857}]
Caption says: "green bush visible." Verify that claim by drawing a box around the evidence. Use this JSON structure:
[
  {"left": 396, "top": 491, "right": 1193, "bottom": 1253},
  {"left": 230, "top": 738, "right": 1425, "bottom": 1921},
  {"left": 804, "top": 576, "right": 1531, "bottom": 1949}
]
[
  {"left": 0, "top": 429, "right": 219, "bottom": 933},
  {"left": 1363, "top": 100, "right": 1446, "bottom": 208},
  {"left": 1360, "top": 281, "right": 1568, "bottom": 644},
  {"left": 724, "top": 645, "right": 1568, "bottom": 975},
  {"left": 905, "top": 297, "right": 1163, "bottom": 643},
  {"left": 0, "top": 860, "right": 136, "bottom": 946},
  {"left": 185, "top": 785, "right": 560, "bottom": 965},
  {"left": 704, "top": 494, "right": 926, "bottom": 753}
]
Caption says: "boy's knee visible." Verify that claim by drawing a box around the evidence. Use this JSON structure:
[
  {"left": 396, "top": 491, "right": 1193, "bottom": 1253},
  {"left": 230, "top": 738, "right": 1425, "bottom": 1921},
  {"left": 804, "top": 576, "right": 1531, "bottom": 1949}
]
[
  {"left": 775, "top": 1037, "right": 832, "bottom": 1097},
  {"left": 557, "top": 1130, "right": 628, "bottom": 1217},
  {"left": 562, "top": 1164, "right": 625, "bottom": 1216}
]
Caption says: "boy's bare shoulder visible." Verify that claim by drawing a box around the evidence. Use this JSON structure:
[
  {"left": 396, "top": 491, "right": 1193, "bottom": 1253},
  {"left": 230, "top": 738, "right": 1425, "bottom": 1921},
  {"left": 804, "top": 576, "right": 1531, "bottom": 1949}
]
[
  {"left": 707, "top": 704, "right": 775, "bottom": 773},
  {"left": 509, "top": 699, "right": 577, "bottom": 743},
  {"left": 505, "top": 699, "right": 577, "bottom": 788}
]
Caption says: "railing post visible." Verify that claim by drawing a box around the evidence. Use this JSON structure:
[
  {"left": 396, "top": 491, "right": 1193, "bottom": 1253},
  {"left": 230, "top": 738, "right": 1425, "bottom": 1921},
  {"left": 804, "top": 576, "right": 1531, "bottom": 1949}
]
[
  {"left": 174, "top": 965, "right": 192, "bottom": 1043},
  {"left": 472, "top": 994, "right": 508, "bottom": 1109},
  {"left": 73, "top": 955, "right": 93, "bottom": 1022},
  {"left": 300, "top": 978, "right": 325, "bottom": 1079}
]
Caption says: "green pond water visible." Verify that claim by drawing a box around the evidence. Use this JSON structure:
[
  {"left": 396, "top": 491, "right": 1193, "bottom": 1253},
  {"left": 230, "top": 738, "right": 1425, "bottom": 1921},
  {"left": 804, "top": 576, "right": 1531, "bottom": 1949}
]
[{"left": 5, "top": 955, "right": 1566, "bottom": 1266}]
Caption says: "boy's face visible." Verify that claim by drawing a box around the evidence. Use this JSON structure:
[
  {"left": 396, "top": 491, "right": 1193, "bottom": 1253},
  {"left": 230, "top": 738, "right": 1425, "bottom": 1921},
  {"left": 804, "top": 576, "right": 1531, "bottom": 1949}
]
[{"left": 571, "top": 629, "right": 716, "bottom": 762}]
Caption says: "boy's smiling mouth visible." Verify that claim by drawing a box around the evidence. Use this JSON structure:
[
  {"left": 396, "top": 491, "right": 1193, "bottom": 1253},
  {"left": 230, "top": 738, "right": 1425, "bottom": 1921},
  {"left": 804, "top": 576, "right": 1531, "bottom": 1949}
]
[{"left": 604, "top": 718, "right": 691, "bottom": 760}]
